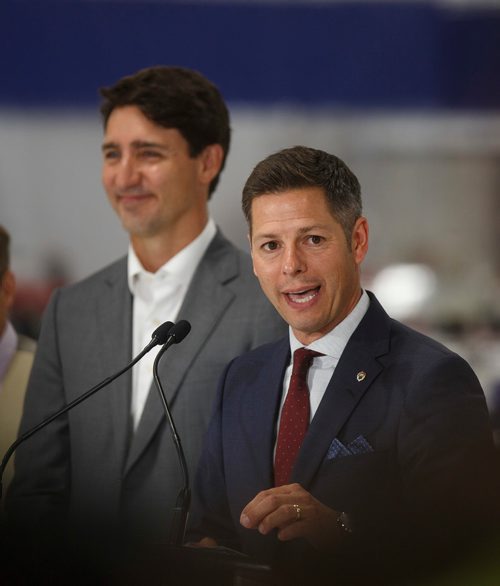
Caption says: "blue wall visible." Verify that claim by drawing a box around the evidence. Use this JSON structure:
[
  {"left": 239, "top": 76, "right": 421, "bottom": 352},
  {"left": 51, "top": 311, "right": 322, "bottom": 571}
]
[{"left": 1, "top": 1, "right": 500, "bottom": 109}]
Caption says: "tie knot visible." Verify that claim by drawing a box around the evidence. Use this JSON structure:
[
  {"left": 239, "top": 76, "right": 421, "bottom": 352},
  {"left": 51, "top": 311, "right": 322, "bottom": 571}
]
[{"left": 293, "top": 348, "right": 323, "bottom": 374}]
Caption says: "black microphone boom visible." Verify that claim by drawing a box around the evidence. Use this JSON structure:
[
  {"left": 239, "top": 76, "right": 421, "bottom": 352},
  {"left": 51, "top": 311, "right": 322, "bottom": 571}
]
[
  {"left": 0, "top": 320, "right": 175, "bottom": 499},
  {"left": 152, "top": 319, "right": 192, "bottom": 546}
]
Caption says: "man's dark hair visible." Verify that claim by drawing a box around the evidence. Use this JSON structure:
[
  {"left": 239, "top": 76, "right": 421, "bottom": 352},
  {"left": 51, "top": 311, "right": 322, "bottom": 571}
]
[
  {"left": 100, "top": 65, "right": 231, "bottom": 197},
  {"left": 242, "top": 146, "right": 362, "bottom": 243},
  {"left": 0, "top": 225, "right": 10, "bottom": 279}
]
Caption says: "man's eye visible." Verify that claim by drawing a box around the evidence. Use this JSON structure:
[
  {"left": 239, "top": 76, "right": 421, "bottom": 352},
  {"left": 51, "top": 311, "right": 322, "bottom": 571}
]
[
  {"left": 140, "top": 150, "right": 161, "bottom": 158},
  {"left": 103, "top": 150, "right": 119, "bottom": 160},
  {"left": 308, "top": 235, "right": 323, "bottom": 245},
  {"left": 263, "top": 241, "right": 279, "bottom": 251}
]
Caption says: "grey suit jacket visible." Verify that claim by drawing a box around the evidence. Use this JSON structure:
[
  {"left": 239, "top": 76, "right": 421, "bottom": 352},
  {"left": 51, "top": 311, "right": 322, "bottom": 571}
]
[{"left": 6, "top": 231, "right": 287, "bottom": 542}]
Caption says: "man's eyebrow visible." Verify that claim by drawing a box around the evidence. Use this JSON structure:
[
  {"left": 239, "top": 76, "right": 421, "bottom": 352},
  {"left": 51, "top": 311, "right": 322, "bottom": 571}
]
[
  {"left": 102, "top": 141, "right": 117, "bottom": 151},
  {"left": 253, "top": 224, "right": 330, "bottom": 240},
  {"left": 101, "top": 140, "right": 170, "bottom": 151},
  {"left": 296, "top": 224, "right": 331, "bottom": 234},
  {"left": 252, "top": 232, "right": 278, "bottom": 241}
]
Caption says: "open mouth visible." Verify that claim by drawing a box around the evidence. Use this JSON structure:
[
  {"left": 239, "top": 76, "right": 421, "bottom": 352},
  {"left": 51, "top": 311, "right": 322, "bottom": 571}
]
[{"left": 285, "top": 286, "right": 320, "bottom": 304}]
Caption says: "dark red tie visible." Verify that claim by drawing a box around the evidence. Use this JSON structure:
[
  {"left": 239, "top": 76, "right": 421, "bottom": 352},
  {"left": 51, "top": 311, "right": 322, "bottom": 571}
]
[{"left": 274, "top": 348, "right": 323, "bottom": 486}]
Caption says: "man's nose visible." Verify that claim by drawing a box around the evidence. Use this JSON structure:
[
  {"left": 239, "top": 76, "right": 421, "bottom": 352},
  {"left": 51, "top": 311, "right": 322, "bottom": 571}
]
[
  {"left": 282, "top": 246, "right": 305, "bottom": 275},
  {"left": 115, "top": 157, "right": 141, "bottom": 190}
]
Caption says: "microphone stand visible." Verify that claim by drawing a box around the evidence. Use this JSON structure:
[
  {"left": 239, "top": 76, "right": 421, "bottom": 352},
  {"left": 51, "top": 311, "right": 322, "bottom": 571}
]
[
  {"left": 152, "top": 320, "right": 191, "bottom": 546},
  {"left": 0, "top": 321, "right": 174, "bottom": 499}
]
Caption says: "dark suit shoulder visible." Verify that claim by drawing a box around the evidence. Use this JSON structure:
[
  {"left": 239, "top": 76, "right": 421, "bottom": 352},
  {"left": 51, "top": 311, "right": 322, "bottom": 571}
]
[
  {"left": 390, "top": 318, "right": 482, "bottom": 391},
  {"left": 382, "top": 319, "right": 487, "bottom": 435},
  {"left": 389, "top": 317, "right": 466, "bottom": 361},
  {"left": 364, "top": 292, "right": 473, "bottom": 369},
  {"left": 228, "top": 336, "right": 289, "bottom": 369}
]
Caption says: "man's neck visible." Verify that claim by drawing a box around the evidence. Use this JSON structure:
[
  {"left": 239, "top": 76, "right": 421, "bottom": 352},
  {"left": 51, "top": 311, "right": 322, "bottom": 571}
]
[{"left": 131, "top": 220, "right": 208, "bottom": 273}]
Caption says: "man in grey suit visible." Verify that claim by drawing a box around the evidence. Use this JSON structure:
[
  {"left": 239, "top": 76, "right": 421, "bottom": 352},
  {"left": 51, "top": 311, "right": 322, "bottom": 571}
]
[{"left": 6, "top": 67, "right": 286, "bottom": 556}]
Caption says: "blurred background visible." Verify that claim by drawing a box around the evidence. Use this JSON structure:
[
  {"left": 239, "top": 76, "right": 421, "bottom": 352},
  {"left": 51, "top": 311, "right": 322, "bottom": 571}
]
[{"left": 1, "top": 0, "right": 500, "bottom": 418}]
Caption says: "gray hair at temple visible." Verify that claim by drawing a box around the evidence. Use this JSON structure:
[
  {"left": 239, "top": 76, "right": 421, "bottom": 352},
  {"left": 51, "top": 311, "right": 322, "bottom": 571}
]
[{"left": 242, "top": 145, "right": 362, "bottom": 244}]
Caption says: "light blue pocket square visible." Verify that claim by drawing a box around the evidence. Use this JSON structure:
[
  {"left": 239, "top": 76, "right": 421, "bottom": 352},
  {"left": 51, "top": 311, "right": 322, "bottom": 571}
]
[{"left": 327, "top": 435, "right": 374, "bottom": 460}]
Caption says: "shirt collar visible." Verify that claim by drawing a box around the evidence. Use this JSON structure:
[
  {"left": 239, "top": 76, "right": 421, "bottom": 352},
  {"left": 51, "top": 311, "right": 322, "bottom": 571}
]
[
  {"left": 289, "top": 289, "right": 370, "bottom": 359},
  {"left": 128, "top": 218, "right": 217, "bottom": 295},
  {"left": 0, "top": 321, "right": 18, "bottom": 383}
]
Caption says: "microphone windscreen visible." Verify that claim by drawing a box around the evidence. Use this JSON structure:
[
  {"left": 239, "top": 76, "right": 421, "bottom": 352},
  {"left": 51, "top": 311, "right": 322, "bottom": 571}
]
[
  {"left": 170, "top": 320, "right": 191, "bottom": 344},
  {"left": 152, "top": 321, "right": 174, "bottom": 345}
]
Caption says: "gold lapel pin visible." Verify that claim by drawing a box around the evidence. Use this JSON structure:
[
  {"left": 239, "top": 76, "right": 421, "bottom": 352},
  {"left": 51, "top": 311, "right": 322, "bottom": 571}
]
[{"left": 356, "top": 371, "right": 366, "bottom": 382}]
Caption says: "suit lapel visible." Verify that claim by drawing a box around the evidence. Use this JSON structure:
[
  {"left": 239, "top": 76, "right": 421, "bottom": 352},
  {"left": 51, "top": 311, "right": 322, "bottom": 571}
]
[
  {"left": 239, "top": 339, "right": 290, "bottom": 488},
  {"left": 96, "top": 258, "right": 133, "bottom": 472},
  {"left": 292, "top": 293, "right": 391, "bottom": 487},
  {"left": 125, "top": 232, "right": 240, "bottom": 474}
]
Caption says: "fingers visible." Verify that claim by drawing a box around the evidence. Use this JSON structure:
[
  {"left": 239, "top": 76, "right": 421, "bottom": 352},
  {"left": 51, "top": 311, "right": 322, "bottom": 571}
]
[
  {"left": 240, "top": 483, "right": 307, "bottom": 534},
  {"left": 240, "top": 483, "right": 301, "bottom": 527},
  {"left": 280, "top": 500, "right": 340, "bottom": 550},
  {"left": 276, "top": 513, "right": 308, "bottom": 542},
  {"left": 239, "top": 484, "right": 341, "bottom": 550}
]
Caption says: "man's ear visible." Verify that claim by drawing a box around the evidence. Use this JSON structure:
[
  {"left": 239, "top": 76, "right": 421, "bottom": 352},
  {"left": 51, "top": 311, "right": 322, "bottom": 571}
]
[
  {"left": 351, "top": 217, "right": 369, "bottom": 265},
  {"left": 248, "top": 233, "right": 258, "bottom": 277},
  {"left": 198, "top": 144, "right": 224, "bottom": 186}
]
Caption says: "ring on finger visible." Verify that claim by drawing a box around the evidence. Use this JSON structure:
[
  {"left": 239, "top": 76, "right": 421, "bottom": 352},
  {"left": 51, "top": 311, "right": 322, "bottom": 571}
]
[{"left": 292, "top": 503, "right": 301, "bottom": 521}]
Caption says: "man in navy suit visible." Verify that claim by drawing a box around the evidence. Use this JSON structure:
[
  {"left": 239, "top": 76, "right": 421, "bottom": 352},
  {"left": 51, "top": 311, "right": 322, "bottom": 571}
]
[{"left": 190, "top": 146, "right": 499, "bottom": 584}]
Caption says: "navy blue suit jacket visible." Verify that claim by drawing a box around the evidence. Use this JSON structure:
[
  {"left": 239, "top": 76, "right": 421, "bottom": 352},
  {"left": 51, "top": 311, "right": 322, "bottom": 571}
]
[{"left": 190, "top": 292, "right": 498, "bottom": 576}]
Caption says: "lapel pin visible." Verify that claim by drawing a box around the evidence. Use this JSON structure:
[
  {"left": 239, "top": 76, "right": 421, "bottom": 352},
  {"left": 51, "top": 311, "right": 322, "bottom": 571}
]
[{"left": 356, "top": 371, "right": 366, "bottom": 382}]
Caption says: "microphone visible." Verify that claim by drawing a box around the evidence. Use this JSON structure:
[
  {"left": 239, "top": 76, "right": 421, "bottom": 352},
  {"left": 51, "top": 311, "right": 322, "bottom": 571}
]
[
  {"left": 0, "top": 321, "right": 174, "bottom": 499},
  {"left": 152, "top": 319, "right": 192, "bottom": 545}
]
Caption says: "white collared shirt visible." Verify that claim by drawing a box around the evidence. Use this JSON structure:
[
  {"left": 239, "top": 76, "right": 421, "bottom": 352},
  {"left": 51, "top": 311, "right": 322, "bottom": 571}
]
[
  {"left": 278, "top": 290, "right": 370, "bottom": 428},
  {"left": 128, "top": 218, "right": 217, "bottom": 430},
  {"left": 0, "top": 321, "right": 18, "bottom": 392}
]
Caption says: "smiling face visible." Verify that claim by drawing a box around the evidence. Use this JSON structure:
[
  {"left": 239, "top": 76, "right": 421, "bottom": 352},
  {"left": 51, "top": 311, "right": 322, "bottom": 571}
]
[
  {"left": 102, "top": 105, "right": 220, "bottom": 252},
  {"left": 250, "top": 188, "right": 368, "bottom": 345}
]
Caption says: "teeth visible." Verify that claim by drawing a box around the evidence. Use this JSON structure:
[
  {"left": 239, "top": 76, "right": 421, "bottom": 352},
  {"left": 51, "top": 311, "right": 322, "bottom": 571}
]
[
  {"left": 294, "top": 293, "right": 316, "bottom": 304},
  {"left": 288, "top": 290, "right": 318, "bottom": 304}
]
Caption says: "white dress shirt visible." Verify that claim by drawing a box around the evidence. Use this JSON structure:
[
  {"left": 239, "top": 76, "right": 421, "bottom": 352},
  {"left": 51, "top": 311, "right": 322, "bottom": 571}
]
[
  {"left": 128, "top": 219, "right": 217, "bottom": 430},
  {"left": 278, "top": 290, "right": 370, "bottom": 430}
]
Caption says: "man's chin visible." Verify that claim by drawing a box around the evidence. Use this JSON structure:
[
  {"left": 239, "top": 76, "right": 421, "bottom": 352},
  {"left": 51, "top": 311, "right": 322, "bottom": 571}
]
[{"left": 120, "top": 216, "right": 158, "bottom": 239}]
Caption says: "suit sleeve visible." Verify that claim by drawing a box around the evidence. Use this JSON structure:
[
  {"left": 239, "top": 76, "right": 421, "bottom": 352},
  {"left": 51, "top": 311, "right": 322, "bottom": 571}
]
[
  {"left": 398, "top": 355, "right": 497, "bottom": 513},
  {"left": 6, "top": 289, "right": 71, "bottom": 534},
  {"left": 395, "top": 352, "right": 500, "bottom": 557}
]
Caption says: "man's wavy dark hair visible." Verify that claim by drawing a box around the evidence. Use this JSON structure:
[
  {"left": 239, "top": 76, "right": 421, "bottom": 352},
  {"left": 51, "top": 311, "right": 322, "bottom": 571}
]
[{"left": 100, "top": 65, "right": 231, "bottom": 198}]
